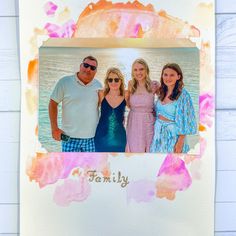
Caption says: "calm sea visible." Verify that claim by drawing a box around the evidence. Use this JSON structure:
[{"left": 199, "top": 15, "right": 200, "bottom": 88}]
[{"left": 39, "top": 47, "right": 199, "bottom": 152}]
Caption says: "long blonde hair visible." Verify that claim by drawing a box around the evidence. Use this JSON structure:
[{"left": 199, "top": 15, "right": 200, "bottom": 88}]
[
  {"left": 130, "top": 58, "right": 152, "bottom": 94},
  {"left": 104, "top": 67, "right": 125, "bottom": 96}
]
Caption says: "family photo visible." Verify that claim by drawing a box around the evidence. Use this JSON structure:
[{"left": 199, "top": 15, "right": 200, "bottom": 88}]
[{"left": 39, "top": 39, "right": 199, "bottom": 154}]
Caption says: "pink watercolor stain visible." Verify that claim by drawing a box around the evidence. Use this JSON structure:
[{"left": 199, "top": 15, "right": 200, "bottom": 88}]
[
  {"left": 190, "top": 158, "right": 202, "bottom": 180},
  {"left": 44, "top": 1, "right": 58, "bottom": 16},
  {"left": 199, "top": 93, "right": 214, "bottom": 128},
  {"left": 156, "top": 154, "right": 192, "bottom": 200},
  {"left": 27, "top": 152, "right": 109, "bottom": 188},
  {"left": 44, "top": 19, "right": 76, "bottom": 38},
  {"left": 200, "top": 136, "right": 207, "bottom": 156},
  {"left": 127, "top": 180, "right": 156, "bottom": 203},
  {"left": 53, "top": 176, "right": 91, "bottom": 206}
]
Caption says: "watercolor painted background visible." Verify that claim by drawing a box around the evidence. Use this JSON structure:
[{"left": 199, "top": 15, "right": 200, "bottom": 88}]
[{"left": 20, "top": 1, "right": 215, "bottom": 236}]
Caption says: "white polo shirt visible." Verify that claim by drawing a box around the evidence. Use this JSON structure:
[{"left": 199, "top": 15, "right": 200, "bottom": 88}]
[{"left": 50, "top": 74, "right": 102, "bottom": 138}]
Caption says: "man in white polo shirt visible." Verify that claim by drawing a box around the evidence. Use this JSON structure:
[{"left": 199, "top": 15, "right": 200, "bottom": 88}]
[{"left": 49, "top": 55, "right": 102, "bottom": 152}]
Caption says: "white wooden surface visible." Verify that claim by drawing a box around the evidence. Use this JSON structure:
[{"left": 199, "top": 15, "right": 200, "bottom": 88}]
[{"left": 0, "top": 0, "right": 235, "bottom": 235}]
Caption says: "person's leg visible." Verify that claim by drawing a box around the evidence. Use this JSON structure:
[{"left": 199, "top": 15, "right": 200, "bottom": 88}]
[{"left": 81, "top": 138, "right": 95, "bottom": 152}]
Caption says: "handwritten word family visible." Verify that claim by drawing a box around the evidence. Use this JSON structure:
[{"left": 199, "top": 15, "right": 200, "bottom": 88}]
[{"left": 87, "top": 170, "right": 129, "bottom": 188}]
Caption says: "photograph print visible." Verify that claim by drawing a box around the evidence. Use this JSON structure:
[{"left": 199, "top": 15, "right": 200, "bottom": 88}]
[{"left": 39, "top": 38, "right": 199, "bottom": 154}]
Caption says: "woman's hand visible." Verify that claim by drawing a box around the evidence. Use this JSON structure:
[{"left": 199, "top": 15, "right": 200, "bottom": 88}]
[{"left": 174, "top": 135, "right": 185, "bottom": 153}]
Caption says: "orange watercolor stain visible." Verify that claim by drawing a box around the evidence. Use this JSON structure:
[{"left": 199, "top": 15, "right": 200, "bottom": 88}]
[
  {"left": 158, "top": 10, "right": 167, "bottom": 17},
  {"left": 79, "top": 0, "right": 154, "bottom": 20},
  {"left": 35, "top": 125, "right": 38, "bottom": 136},
  {"left": 27, "top": 59, "right": 38, "bottom": 84},
  {"left": 26, "top": 153, "right": 46, "bottom": 181},
  {"left": 36, "top": 152, "right": 48, "bottom": 159},
  {"left": 156, "top": 188, "right": 175, "bottom": 200},
  {"left": 199, "top": 123, "right": 206, "bottom": 131},
  {"left": 109, "top": 20, "right": 119, "bottom": 35},
  {"left": 72, "top": 168, "right": 80, "bottom": 176},
  {"left": 73, "top": 1, "right": 200, "bottom": 39},
  {"left": 203, "top": 41, "right": 210, "bottom": 48},
  {"left": 102, "top": 167, "right": 111, "bottom": 177},
  {"left": 109, "top": 153, "right": 119, "bottom": 157}
]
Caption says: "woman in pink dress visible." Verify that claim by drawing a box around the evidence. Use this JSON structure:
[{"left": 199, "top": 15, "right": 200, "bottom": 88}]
[{"left": 126, "top": 58, "right": 159, "bottom": 152}]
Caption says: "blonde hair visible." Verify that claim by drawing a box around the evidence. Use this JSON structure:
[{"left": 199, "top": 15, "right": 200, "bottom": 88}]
[
  {"left": 104, "top": 67, "right": 125, "bottom": 96},
  {"left": 130, "top": 58, "right": 152, "bottom": 94}
]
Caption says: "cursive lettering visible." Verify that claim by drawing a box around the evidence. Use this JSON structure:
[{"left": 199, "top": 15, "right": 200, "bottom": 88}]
[{"left": 87, "top": 170, "right": 129, "bottom": 188}]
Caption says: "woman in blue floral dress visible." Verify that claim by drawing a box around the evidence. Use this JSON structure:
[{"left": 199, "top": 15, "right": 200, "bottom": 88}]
[{"left": 150, "top": 63, "right": 197, "bottom": 153}]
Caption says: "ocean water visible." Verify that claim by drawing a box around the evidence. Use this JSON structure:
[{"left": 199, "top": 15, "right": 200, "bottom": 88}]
[{"left": 39, "top": 47, "right": 199, "bottom": 152}]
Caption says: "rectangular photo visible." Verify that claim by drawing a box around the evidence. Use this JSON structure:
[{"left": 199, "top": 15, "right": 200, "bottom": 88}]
[{"left": 39, "top": 38, "right": 199, "bottom": 154}]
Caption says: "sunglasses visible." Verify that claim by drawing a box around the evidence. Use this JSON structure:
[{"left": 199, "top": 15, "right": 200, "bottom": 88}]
[
  {"left": 82, "top": 62, "right": 97, "bottom": 71},
  {"left": 107, "top": 78, "right": 120, "bottom": 83}
]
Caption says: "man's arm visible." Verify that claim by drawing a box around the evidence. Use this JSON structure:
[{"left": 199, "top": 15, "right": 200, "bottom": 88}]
[{"left": 49, "top": 99, "right": 63, "bottom": 141}]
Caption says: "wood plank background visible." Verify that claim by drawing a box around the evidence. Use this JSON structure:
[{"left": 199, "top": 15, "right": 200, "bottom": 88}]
[{"left": 0, "top": 0, "right": 235, "bottom": 235}]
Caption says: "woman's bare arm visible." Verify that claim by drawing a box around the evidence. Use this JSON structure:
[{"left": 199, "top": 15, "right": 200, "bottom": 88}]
[{"left": 98, "top": 90, "right": 104, "bottom": 105}]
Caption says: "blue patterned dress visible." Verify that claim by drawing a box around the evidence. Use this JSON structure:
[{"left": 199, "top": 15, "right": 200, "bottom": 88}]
[
  {"left": 94, "top": 98, "right": 127, "bottom": 152},
  {"left": 150, "top": 88, "right": 197, "bottom": 153}
]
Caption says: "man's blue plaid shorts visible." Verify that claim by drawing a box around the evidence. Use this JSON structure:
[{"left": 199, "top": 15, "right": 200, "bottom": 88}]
[{"left": 62, "top": 137, "right": 95, "bottom": 152}]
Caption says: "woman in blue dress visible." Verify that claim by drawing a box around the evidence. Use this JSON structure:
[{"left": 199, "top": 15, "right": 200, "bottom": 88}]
[
  {"left": 94, "top": 67, "right": 127, "bottom": 152},
  {"left": 150, "top": 63, "right": 197, "bottom": 153}
]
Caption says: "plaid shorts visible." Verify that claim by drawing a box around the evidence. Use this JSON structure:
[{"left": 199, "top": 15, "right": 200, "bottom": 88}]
[{"left": 62, "top": 137, "right": 95, "bottom": 152}]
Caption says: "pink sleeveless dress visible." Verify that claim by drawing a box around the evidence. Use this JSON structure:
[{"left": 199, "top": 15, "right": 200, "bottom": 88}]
[{"left": 126, "top": 92, "right": 155, "bottom": 152}]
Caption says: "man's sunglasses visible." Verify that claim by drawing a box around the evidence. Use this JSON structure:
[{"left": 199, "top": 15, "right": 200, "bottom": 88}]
[
  {"left": 107, "top": 78, "right": 120, "bottom": 83},
  {"left": 82, "top": 63, "right": 97, "bottom": 71}
]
